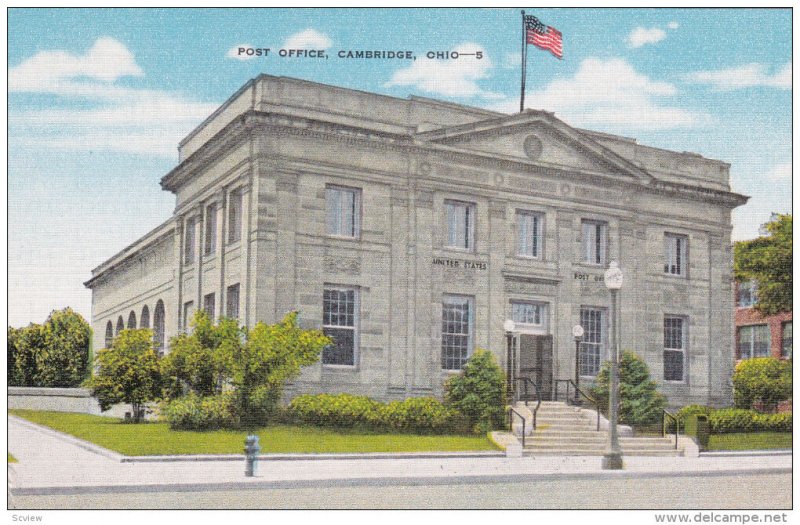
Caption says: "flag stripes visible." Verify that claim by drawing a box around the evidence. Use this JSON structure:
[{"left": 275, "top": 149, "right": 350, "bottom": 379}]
[{"left": 524, "top": 15, "right": 562, "bottom": 59}]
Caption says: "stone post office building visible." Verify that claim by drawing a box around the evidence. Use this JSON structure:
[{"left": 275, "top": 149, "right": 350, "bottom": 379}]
[{"left": 85, "top": 75, "right": 747, "bottom": 408}]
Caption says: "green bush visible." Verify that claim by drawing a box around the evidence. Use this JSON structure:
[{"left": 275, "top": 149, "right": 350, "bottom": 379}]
[
  {"left": 444, "top": 349, "right": 506, "bottom": 433},
  {"left": 732, "top": 357, "right": 792, "bottom": 411},
  {"left": 591, "top": 351, "right": 667, "bottom": 427},
  {"left": 665, "top": 404, "right": 714, "bottom": 432},
  {"left": 381, "top": 397, "right": 460, "bottom": 434},
  {"left": 708, "top": 408, "right": 792, "bottom": 434},
  {"left": 161, "top": 392, "right": 238, "bottom": 430}
]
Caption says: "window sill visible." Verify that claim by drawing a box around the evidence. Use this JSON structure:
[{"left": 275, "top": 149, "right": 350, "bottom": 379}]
[
  {"left": 327, "top": 234, "right": 361, "bottom": 241},
  {"left": 662, "top": 273, "right": 688, "bottom": 279},
  {"left": 322, "top": 364, "right": 359, "bottom": 371},
  {"left": 515, "top": 254, "right": 543, "bottom": 261},
  {"left": 442, "top": 246, "right": 475, "bottom": 254}
]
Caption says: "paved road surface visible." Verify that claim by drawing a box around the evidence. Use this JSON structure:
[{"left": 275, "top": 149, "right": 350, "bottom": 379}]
[{"left": 10, "top": 472, "right": 791, "bottom": 509}]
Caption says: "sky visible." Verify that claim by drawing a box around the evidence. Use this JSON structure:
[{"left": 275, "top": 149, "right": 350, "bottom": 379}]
[{"left": 7, "top": 7, "right": 792, "bottom": 327}]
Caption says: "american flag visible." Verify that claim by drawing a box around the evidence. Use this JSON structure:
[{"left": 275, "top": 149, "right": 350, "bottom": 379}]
[{"left": 525, "top": 15, "right": 562, "bottom": 59}]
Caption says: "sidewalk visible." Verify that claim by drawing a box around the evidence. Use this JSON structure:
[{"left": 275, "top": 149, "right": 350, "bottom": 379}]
[{"left": 8, "top": 415, "right": 793, "bottom": 496}]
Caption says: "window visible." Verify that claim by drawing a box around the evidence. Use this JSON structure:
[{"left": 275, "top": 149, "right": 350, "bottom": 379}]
[
  {"left": 116, "top": 316, "right": 124, "bottom": 336},
  {"left": 105, "top": 321, "right": 113, "bottom": 348},
  {"left": 445, "top": 200, "right": 475, "bottom": 251},
  {"left": 738, "top": 324, "right": 770, "bottom": 359},
  {"left": 326, "top": 186, "right": 360, "bottom": 238},
  {"left": 517, "top": 211, "right": 543, "bottom": 258},
  {"left": 663, "top": 317, "right": 686, "bottom": 382},
  {"left": 127, "top": 311, "right": 137, "bottom": 329},
  {"left": 322, "top": 287, "right": 358, "bottom": 366},
  {"left": 511, "top": 301, "right": 545, "bottom": 328},
  {"left": 664, "top": 233, "right": 688, "bottom": 276},
  {"left": 183, "top": 301, "right": 195, "bottom": 332},
  {"left": 153, "top": 300, "right": 165, "bottom": 355},
  {"left": 581, "top": 220, "right": 607, "bottom": 265},
  {"left": 204, "top": 203, "right": 217, "bottom": 255},
  {"left": 184, "top": 217, "right": 196, "bottom": 264},
  {"left": 579, "top": 307, "right": 605, "bottom": 376},
  {"left": 203, "top": 293, "right": 216, "bottom": 320},
  {"left": 140, "top": 305, "right": 150, "bottom": 329},
  {"left": 228, "top": 189, "right": 242, "bottom": 244},
  {"left": 782, "top": 321, "right": 792, "bottom": 359},
  {"left": 226, "top": 284, "right": 240, "bottom": 319},
  {"left": 737, "top": 281, "right": 758, "bottom": 308},
  {"left": 441, "top": 295, "right": 474, "bottom": 370}
]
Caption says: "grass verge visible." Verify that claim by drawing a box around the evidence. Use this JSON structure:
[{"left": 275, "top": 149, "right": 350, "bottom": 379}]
[
  {"left": 707, "top": 432, "right": 792, "bottom": 451},
  {"left": 10, "top": 410, "right": 498, "bottom": 456}
]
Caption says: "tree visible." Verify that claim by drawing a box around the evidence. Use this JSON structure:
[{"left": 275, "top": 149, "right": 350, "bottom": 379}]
[
  {"left": 591, "top": 351, "right": 667, "bottom": 427},
  {"left": 9, "top": 323, "right": 45, "bottom": 387},
  {"left": 36, "top": 308, "right": 92, "bottom": 387},
  {"left": 732, "top": 357, "right": 792, "bottom": 412},
  {"left": 444, "top": 349, "right": 506, "bottom": 433},
  {"left": 734, "top": 214, "right": 792, "bottom": 315},
  {"left": 89, "top": 329, "right": 161, "bottom": 422}
]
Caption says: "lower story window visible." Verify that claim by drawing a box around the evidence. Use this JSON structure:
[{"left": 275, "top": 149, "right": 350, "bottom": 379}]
[
  {"left": 226, "top": 283, "right": 240, "bottom": 320},
  {"left": 782, "top": 321, "right": 792, "bottom": 359},
  {"left": 203, "top": 293, "right": 215, "bottom": 320},
  {"left": 579, "top": 307, "right": 604, "bottom": 377},
  {"left": 663, "top": 316, "right": 686, "bottom": 382},
  {"left": 183, "top": 301, "right": 194, "bottom": 332},
  {"left": 441, "top": 295, "right": 474, "bottom": 370},
  {"left": 322, "top": 286, "right": 358, "bottom": 366},
  {"left": 738, "top": 324, "right": 770, "bottom": 359}
]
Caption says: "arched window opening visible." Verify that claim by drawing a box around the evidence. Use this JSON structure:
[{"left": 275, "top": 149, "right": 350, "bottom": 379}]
[
  {"left": 105, "top": 321, "right": 114, "bottom": 348},
  {"left": 140, "top": 305, "right": 150, "bottom": 329},
  {"left": 154, "top": 300, "right": 166, "bottom": 355},
  {"left": 116, "top": 316, "right": 124, "bottom": 336},
  {"left": 127, "top": 311, "right": 137, "bottom": 329}
]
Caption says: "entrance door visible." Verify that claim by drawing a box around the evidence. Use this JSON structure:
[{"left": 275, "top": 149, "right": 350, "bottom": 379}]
[{"left": 518, "top": 334, "right": 554, "bottom": 401}]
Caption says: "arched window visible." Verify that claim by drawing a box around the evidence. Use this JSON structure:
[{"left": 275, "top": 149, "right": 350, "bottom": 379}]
[
  {"left": 127, "top": 311, "right": 137, "bottom": 329},
  {"left": 154, "top": 300, "right": 165, "bottom": 355},
  {"left": 141, "top": 305, "right": 150, "bottom": 329},
  {"left": 105, "top": 321, "right": 114, "bottom": 348},
  {"left": 116, "top": 316, "right": 124, "bottom": 335}
]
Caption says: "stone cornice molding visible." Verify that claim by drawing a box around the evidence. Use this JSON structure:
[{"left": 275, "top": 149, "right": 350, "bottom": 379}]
[{"left": 85, "top": 225, "right": 175, "bottom": 289}]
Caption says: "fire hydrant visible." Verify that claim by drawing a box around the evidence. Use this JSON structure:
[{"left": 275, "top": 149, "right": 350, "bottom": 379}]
[{"left": 244, "top": 434, "right": 261, "bottom": 477}]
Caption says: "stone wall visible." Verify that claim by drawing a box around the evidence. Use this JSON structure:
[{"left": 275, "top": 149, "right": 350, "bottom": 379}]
[{"left": 8, "top": 387, "right": 135, "bottom": 419}]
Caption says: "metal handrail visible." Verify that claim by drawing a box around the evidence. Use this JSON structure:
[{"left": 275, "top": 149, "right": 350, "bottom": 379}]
[
  {"left": 661, "top": 409, "right": 680, "bottom": 450},
  {"left": 508, "top": 407, "right": 527, "bottom": 448},
  {"left": 512, "top": 376, "right": 542, "bottom": 430},
  {"left": 553, "top": 379, "right": 601, "bottom": 431}
]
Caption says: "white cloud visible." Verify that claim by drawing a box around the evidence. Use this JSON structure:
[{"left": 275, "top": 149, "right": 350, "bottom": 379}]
[
  {"left": 767, "top": 162, "right": 792, "bottom": 181},
  {"left": 667, "top": 21, "right": 680, "bottom": 30},
  {"left": 282, "top": 28, "right": 332, "bottom": 49},
  {"left": 685, "top": 62, "right": 791, "bottom": 91},
  {"left": 627, "top": 27, "right": 667, "bottom": 48},
  {"left": 502, "top": 52, "right": 522, "bottom": 69},
  {"left": 486, "top": 57, "right": 707, "bottom": 131},
  {"left": 226, "top": 44, "right": 256, "bottom": 60},
  {"left": 385, "top": 43, "right": 500, "bottom": 99},
  {"left": 8, "top": 38, "right": 217, "bottom": 158}
]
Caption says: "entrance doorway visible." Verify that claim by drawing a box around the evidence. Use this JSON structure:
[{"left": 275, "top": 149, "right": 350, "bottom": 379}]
[{"left": 517, "top": 334, "right": 554, "bottom": 401}]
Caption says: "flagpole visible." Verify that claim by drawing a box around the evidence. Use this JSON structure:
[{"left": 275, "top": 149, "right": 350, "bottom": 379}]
[{"left": 520, "top": 10, "right": 527, "bottom": 113}]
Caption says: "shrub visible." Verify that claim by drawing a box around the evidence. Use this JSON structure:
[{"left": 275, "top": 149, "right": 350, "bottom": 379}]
[
  {"left": 289, "top": 393, "right": 382, "bottom": 429},
  {"left": 381, "top": 397, "right": 460, "bottom": 434},
  {"left": 161, "top": 392, "right": 238, "bottom": 430},
  {"left": 732, "top": 357, "right": 792, "bottom": 412},
  {"left": 709, "top": 408, "right": 793, "bottom": 434},
  {"left": 591, "top": 351, "right": 667, "bottom": 427},
  {"left": 444, "top": 349, "right": 506, "bottom": 433},
  {"left": 665, "top": 404, "right": 715, "bottom": 432}
]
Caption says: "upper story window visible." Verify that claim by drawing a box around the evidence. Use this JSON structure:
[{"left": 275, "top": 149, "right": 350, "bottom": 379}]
[
  {"left": 322, "top": 286, "right": 358, "bottom": 366},
  {"left": 664, "top": 233, "right": 688, "bottom": 276},
  {"left": 738, "top": 324, "right": 770, "bottom": 359},
  {"left": 737, "top": 281, "right": 758, "bottom": 308},
  {"left": 782, "top": 321, "right": 792, "bottom": 359},
  {"left": 326, "top": 186, "right": 361, "bottom": 238},
  {"left": 445, "top": 200, "right": 475, "bottom": 251},
  {"left": 228, "top": 189, "right": 242, "bottom": 245},
  {"left": 517, "top": 211, "right": 543, "bottom": 258},
  {"left": 581, "top": 220, "right": 607, "bottom": 265},
  {"left": 511, "top": 301, "right": 546, "bottom": 329},
  {"left": 204, "top": 203, "right": 217, "bottom": 256},
  {"left": 184, "top": 217, "right": 196, "bottom": 264},
  {"left": 663, "top": 316, "right": 687, "bottom": 382}
]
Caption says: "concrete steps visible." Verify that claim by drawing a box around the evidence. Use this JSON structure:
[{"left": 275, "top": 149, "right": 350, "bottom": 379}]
[{"left": 519, "top": 401, "right": 683, "bottom": 457}]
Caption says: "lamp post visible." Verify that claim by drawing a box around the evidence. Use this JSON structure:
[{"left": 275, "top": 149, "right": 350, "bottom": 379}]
[
  {"left": 504, "top": 319, "right": 516, "bottom": 401},
  {"left": 572, "top": 324, "right": 584, "bottom": 405},
  {"left": 602, "top": 261, "right": 624, "bottom": 470}
]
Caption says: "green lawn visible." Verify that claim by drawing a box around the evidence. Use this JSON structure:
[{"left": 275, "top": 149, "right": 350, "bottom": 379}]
[
  {"left": 8, "top": 453, "right": 17, "bottom": 463},
  {"left": 10, "top": 410, "right": 497, "bottom": 456},
  {"left": 708, "top": 432, "right": 792, "bottom": 451}
]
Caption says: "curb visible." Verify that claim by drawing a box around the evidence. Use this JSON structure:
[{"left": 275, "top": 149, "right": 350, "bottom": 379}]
[
  {"left": 122, "top": 451, "right": 505, "bottom": 463},
  {"left": 700, "top": 449, "right": 793, "bottom": 457},
  {"left": 9, "top": 416, "right": 124, "bottom": 462},
  {"left": 9, "top": 466, "right": 793, "bottom": 497}
]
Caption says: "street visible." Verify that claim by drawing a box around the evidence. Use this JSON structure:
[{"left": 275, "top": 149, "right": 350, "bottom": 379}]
[{"left": 9, "top": 471, "right": 791, "bottom": 509}]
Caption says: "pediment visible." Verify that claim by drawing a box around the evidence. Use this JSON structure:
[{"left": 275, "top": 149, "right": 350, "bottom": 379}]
[{"left": 419, "top": 112, "right": 653, "bottom": 183}]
